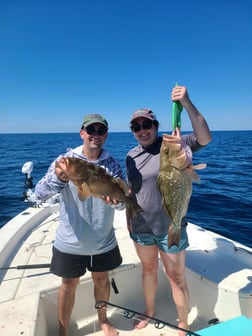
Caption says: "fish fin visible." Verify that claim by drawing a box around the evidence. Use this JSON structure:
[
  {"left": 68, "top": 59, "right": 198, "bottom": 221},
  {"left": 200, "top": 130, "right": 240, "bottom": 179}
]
[
  {"left": 126, "top": 195, "right": 143, "bottom": 220},
  {"left": 78, "top": 189, "right": 86, "bottom": 201},
  {"left": 156, "top": 174, "right": 165, "bottom": 194},
  {"left": 168, "top": 226, "right": 181, "bottom": 248},
  {"left": 126, "top": 204, "right": 143, "bottom": 221},
  {"left": 78, "top": 182, "right": 92, "bottom": 201},
  {"left": 116, "top": 178, "right": 129, "bottom": 195},
  {"left": 192, "top": 163, "right": 207, "bottom": 170},
  {"left": 161, "top": 199, "right": 172, "bottom": 218},
  {"left": 185, "top": 166, "right": 201, "bottom": 183},
  {"left": 186, "top": 163, "right": 207, "bottom": 183}
]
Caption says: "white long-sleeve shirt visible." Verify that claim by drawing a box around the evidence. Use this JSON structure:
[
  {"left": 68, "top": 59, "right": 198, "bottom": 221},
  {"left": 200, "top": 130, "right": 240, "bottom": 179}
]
[{"left": 35, "top": 145, "right": 124, "bottom": 255}]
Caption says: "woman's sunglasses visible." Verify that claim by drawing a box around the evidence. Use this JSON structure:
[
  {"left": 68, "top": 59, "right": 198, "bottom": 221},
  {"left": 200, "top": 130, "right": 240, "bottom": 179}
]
[
  {"left": 84, "top": 125, "right": 108, "bottom": 136},
  {"left": 130, "top": 119, "right": 153, "bottom": 133}
]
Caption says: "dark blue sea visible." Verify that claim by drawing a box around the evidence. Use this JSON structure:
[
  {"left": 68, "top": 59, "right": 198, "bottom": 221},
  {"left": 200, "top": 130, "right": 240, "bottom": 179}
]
[{"left": 0, "top": 131, "right": 251, "bottom": 248}]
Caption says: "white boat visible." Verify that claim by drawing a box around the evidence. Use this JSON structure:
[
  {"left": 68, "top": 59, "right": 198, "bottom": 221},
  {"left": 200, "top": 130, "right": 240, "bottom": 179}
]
[{"left": 0, "top": 163, "right": 252, "bottom": 336}]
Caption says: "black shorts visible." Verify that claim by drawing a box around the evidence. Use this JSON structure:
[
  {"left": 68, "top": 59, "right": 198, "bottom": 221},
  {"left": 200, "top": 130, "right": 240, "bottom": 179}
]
[{"left": 50, "top": 245, "right": 122, "bottom": 278}]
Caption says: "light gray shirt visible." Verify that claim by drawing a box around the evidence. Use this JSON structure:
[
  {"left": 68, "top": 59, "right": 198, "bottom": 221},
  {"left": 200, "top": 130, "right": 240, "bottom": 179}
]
[{"left": 126, "top": 134, "right": 203, "bottom": 234}]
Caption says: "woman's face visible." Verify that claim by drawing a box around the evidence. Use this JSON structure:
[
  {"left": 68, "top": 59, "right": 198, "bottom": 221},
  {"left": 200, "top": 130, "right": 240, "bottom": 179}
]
[{"left": 131, "top": 117, "right": 158, "bottom": 147}]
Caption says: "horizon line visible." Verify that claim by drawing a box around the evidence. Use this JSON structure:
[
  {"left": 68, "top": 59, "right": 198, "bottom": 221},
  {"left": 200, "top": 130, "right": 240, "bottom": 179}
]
[{"left": 0, "top": 129, "right": 252, "bottom": 135}]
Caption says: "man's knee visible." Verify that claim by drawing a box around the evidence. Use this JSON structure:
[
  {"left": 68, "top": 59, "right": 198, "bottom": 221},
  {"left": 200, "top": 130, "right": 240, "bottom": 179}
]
[
  {"left": 92, "top": 272, "right": 110, "bottom": 288},
  {"left": 61, "top": 278, "right": 79, "bottom": 292}
]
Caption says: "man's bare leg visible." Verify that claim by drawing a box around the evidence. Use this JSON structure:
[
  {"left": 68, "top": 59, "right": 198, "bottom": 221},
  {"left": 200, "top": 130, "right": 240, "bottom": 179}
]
[
  {"left": 92, "top": 271, "right": 119, "bottom": 336},
  {"left": 58, "top": 277, "right": 79, "bottom": 336}
]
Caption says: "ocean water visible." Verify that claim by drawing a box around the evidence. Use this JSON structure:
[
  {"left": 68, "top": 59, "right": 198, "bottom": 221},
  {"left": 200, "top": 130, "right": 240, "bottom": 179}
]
[{"left": 0, "top": 131, "right": 251, "bottom": 248}]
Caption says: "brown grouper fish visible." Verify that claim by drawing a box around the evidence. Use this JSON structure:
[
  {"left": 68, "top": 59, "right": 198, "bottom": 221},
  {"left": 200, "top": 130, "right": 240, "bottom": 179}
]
[
  {"left": 157, "top": 133, "right": 206, "bottom": 248},
  {"left": 56, "top": 157, "right": 142, "bottom": 220}
]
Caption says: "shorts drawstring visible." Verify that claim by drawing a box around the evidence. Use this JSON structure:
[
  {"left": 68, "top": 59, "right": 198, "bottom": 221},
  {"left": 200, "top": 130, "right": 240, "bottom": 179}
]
[{"left": 90, "top": 255, "right": 93, "bottom": 268}]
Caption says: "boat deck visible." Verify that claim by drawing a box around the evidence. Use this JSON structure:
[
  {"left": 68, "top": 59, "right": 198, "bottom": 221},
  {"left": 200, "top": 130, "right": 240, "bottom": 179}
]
[{"left": 0, "top": 205, "right": 252, "bottom": 335}]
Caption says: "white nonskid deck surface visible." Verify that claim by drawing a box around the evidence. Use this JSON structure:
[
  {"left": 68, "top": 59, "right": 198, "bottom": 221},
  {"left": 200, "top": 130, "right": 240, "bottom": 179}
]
[
  {"left": 65, "top": 294, "right": 205, "bottom": 336},
  {"left": 38, "top": 288, "right": 182, "bottom": 336},
  {"left": 70, "top": 300, "right": 182, "bottom": 336},
  {"left": 35, "top": 262, "right": 205, "bottom": 336}
]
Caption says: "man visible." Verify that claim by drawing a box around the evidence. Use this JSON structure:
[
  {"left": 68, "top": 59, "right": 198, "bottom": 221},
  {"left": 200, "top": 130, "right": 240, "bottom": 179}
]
[{"left": 35, "top": 114, "right": 124, "bottom": 336}]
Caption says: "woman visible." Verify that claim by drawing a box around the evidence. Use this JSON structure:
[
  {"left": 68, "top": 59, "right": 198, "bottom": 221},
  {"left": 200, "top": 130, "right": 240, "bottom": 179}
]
[{"left": 126, "top": 85, "right": 212, "bottom": 335}]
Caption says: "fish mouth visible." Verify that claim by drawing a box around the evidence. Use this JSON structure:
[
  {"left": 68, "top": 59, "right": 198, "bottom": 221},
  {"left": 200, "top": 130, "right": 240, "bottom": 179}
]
[
  {"left": 55, "top": 157, "right": 69, "bottom": 172},
  {"left": 54, "top": 157, "right": 71, "bottom": 181}
]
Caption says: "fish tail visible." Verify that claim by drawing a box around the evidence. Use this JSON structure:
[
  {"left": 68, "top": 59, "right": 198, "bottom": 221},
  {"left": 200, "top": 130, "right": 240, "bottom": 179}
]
[
  {"left": 168, "top": 226, "right": 181, "bottom": 248},
  {"left": 126, "top": 199, "right": 143, "bottom": 220}
]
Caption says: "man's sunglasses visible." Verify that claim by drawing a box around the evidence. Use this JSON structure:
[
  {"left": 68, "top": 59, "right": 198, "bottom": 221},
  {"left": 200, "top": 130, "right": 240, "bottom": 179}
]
[
  {"left": 130, "top": 119, "right": 153, "bottom": 133},
  {"left": 84, "top": 125, "right": 108, "bottom": 136}
]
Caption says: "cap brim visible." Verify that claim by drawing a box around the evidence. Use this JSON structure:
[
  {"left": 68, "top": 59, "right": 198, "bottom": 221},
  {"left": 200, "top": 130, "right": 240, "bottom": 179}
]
[
  {"left": 130, "top": 115, "right": 155, "bottom": 123},
  {"left": 83, "top": 119, "right": 108, "bottom": 128}
]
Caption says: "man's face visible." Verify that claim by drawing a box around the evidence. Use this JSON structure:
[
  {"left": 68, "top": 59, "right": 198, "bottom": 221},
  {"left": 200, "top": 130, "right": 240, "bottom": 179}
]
[{"left": 80, "top": 123, "right": 108, "bottom": 150}]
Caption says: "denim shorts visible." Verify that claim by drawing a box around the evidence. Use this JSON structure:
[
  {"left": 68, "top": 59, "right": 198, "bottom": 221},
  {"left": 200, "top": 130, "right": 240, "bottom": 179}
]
[
  {"left": 50, "top": 245, "right": 122, "bottom": 278},
  {"left": 130, "top": 227, "right": 189, "bottom": 253}
]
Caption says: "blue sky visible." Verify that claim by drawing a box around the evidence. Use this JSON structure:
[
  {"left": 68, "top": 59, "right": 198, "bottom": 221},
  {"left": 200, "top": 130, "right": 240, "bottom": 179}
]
[{"left": 0, "top": 0, "right": 251, "bottom": 133}]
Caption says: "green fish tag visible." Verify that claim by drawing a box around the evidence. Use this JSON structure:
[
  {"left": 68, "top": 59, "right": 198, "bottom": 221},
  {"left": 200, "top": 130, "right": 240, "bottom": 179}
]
[{"left": 172, "top": 83, "right": 183, "bottom": 131}]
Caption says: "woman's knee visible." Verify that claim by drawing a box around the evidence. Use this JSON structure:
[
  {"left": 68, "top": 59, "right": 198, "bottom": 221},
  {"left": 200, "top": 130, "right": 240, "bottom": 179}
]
[
  {"left": 168, "top": 270, "right": 186, "bottom": 288},
  {"left": 142, "top": 261, "right": 158, "bottom": 274}
]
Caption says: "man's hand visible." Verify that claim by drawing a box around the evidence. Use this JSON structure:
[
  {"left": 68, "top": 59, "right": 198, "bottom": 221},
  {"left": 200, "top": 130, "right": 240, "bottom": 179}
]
[{"left": 100, "top": 195, "right": 120, "bottom": 205}]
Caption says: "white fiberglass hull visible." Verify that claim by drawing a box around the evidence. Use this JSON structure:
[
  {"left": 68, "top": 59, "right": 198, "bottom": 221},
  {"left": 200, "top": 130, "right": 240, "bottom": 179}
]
[{"left": 0, "top": 205, "right": 251, "bottom": 335}]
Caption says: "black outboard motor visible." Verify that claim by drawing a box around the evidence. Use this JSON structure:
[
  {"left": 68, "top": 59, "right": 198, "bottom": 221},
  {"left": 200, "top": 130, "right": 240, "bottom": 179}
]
[{"left": 21, "top": 161, "right": 59, "bottom": 206}]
